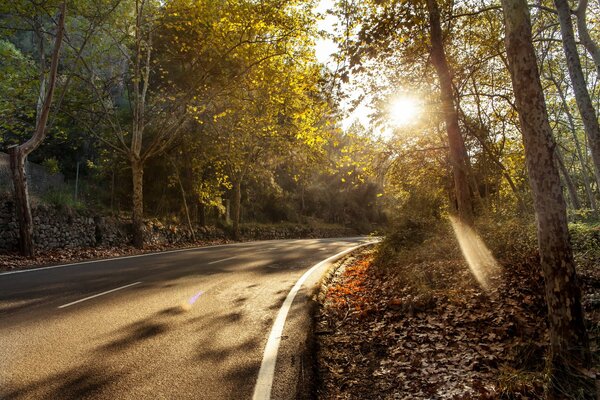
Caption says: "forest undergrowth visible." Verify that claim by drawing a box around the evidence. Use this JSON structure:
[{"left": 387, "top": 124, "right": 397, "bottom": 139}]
[{"left": 316, "top": 218, "right": 600, "bottom": 399}]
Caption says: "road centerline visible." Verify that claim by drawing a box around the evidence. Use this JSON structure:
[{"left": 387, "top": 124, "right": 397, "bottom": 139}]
[{"left": 57, "top": 281, "right": 142, "bottom": 309}]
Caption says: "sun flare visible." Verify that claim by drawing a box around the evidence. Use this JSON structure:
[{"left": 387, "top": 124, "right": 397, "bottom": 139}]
[{"left": 388, "top": 96, "right": 421, "bottom": 127}]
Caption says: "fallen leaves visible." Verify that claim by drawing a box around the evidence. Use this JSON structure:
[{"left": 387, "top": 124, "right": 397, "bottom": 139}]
[{"left": 315, "top": 249, "right": 552, "bottom": 399}]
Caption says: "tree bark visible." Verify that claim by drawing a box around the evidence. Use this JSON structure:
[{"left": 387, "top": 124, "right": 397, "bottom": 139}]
[
  {"left": 555, "top": 149, "right": 582, "bottom": 209},
  {"left": 231, "top": 179, "right": 242, "bottom": 240},
  {"left": 198, "top": 202, "right": 206, "bottom": 227},
  {"left": 501, "top": 0, "right": 593, "bottom": 396},
  {"left": 8, "top": 148, "right": 34, "bottom": 256},
  {"left": 554, "top": 0, "right": 600, "bottom": 195},
  {"left": 575, "top": 0, "right": 600, "bottom": 74},
  {"left": 9, "top": 3, "right": 66, "bottom": 257},
  {"left": 426, "top": 0, "right": 474, "bottom": 223},
  {"left": 131, "top": 158, "right": 145, "bottom": 248},
  {"left": 548, "top": 73, "right": 597, "bottom": 211},
  {"left": 171, "top": 159, "right": 196, "bottom": 242}
]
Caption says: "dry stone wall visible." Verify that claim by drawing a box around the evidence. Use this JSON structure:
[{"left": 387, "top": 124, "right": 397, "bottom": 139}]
[{"left": 0, "top": 200, "right": 358, "bottom": 252}]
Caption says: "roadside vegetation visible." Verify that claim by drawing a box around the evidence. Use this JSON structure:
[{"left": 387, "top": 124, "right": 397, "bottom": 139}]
[{"left": 317, "top": 217, "right": 600, "bottom": 399}]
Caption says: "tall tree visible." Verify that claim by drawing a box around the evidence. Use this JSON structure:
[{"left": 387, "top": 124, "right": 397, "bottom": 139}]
[
  {"left": 500, "top": 0, "right": 593, "bottom": 396},
  {"left": 8, "top": 2, "right": 66, "bottom": 256},
  {"left": 554, "top": 0, "right": 600, "bottom": 192},
  {"left": 425, "top": 0, "right": 474, "bottom": 223}
]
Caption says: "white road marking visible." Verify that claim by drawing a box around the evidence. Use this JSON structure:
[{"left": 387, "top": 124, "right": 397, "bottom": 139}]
[
  {"left": 57, "top": 281, "right": 142, "bottom": 309},
  {"left": 252, "top": 241, "right": 376, "bottom": 400},
  {"left": 0, "top": 237, "right": 369, "bottom": 276},
  {"left": 207, "top": 256, "right": 238, "bottom": 265}
]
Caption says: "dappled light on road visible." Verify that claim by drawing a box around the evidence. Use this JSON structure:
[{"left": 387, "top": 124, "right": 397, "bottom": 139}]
[{"left": 449, "top": 216, "right": 500, "bottom": 290}]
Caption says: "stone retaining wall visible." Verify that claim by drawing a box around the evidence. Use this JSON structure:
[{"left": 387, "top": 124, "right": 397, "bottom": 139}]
[{"left": 0, "top": 201, "right": 357, "bottom": 252}]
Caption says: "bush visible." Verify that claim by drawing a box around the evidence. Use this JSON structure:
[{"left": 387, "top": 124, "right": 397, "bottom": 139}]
[
  {"left": 41, "top": 188, "right": 84, "bottom": 211},
  {"left": 476, "top": 214, "right": 538, "bottom": 262},
  {"left": 569, "top": 222, "right": 600, "bottom": 269}
]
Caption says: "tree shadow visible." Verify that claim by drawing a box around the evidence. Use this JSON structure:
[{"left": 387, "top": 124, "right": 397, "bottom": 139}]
[
  {"left": 2, "top": 365, "right": 122, "bottom": 400},
  {"left": 98, "top": 320, "right": 169, "bottom": 353}
]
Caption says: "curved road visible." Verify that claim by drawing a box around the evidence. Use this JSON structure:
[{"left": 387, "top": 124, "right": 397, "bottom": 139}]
[{"left": 0, "top": 237, "right": 373, "bottom": 400}]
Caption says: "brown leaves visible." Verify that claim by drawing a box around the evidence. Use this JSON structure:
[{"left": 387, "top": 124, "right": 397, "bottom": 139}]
[{"left": 316, "top": 250, "right": 549, "bottom": 399}]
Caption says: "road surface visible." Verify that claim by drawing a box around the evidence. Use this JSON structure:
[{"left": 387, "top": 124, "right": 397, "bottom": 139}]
[{"left": 0, "top": 237, "right": 373, "bottom": 400}]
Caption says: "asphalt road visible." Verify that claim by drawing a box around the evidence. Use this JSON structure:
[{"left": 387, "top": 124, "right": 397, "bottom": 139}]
[{"left": 0, "top": 237, "right": 373, "bottom": 400}]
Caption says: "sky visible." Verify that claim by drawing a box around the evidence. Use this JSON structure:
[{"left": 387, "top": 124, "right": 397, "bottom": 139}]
[
  {"left": 312, "top": 0, "right": 421, "bottom": 139},
  {"left": 313, "top": 0, "right": 374, "bottom": 132},
  {"left": 314, "top": 0, "right": 339, "bottom": 65}
]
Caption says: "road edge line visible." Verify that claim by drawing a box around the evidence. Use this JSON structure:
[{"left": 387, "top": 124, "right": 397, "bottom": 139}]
[
  {"left": 252, "top": 241, "right": 376, "bottom": 400},
  {"left": 0, "top": 238, "right": 371, "bottom": 276}
]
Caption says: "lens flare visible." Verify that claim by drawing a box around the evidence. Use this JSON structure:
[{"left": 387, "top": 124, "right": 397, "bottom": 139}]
[
  {"left": 180, "top": 290, "right": 204, "bottom": 312},
  {"left": 388, "top": 96, "right": 421, "bottom": 127},
  {"left": 449, "top": 216, "right": 500, "bottom": 290}
]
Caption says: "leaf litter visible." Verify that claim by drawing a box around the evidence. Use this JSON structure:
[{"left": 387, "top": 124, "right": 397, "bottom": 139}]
[{"left": 315, "top": 248, "right": 600, "bottom": 399}]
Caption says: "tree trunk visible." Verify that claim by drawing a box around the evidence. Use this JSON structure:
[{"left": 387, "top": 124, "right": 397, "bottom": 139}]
[
  {"left": 8, "top": 148, "right": 34, "bottom": 256},
  {"left": 9, "top": 2, "right": 65, "bottom": 257},
  {"left": 198, "top": 202, "right": 206, "bottom": 227},
  {"left": 131, "top": 158, "right": 145, "bottom": 248},
  {"left": 555, "top": 149, "right": 582, "bottom": 209},
  {"left": 231, "top": 179, "right": 242, "bottom": 240},
  {"left": 554, "top": 0, "right": 600, "bottom": 194},
  {"left": 426, "top": 0, "right": 474, "bottom": 223},
  {"left": 548, "top": 73, "right": 597, "bottom": 211},
  {"left": 575, "top": 0, "right": 600, "bottom": 74},
  {"left": 501, "top": 0, "right": 593, "bottom": 396},
  {"left": 171, "top": 160, "right": 196, "bottom": 242}
]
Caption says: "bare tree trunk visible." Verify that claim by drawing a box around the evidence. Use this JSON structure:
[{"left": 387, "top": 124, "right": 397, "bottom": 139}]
[
  {"left": 171, "top": 159, "right": 196, "bottom": 242},
  {"left": 198, "top": 203, "right": 206, "bottom": 227},
  {"left": 8, "top": 148, "right": 34, "bottom": 256},
  {"left": 128, "top": 0, "right": 152, "bottom": 249},
  {"left": 131, "top": 158, "right": 144, "bottom": 248},
  {"left": 231, "top": 179, "right": 242, "bottom": 240},
  {"left": 9, "top": 3, "right": 66, "bottom": 257},
  {"left": 554, "top": 0, "right": 600, "bottom": 194},
  {"left": 556, "top": 149, "right": 582, "bottom": 209},
  {"left": 110, "top": 166, "right": 116, "bottom": 213},
  {"left": 426, "top": 0, "right": 473, "bottom": 223},
  {"left": 575, "top": 0, "right": 600, "bottom": 73},
  {"left": 548, "top": 73, "right": 597, "bottom": 211},
  {"left": 501, "top": 0, "right": 593, "bottom": 397}
]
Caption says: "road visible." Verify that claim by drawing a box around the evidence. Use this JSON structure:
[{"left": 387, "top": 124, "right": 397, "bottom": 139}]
[{"left": 0, "top": 237, "right": 373, "bottom": 400}]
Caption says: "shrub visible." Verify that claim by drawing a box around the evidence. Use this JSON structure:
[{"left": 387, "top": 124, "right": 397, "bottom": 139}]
[{"left": 41, "top": 188, "right": 84, "bottom": 211}]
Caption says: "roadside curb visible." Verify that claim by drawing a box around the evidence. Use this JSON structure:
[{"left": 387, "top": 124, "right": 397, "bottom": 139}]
[{"left": 295, "top": 242, "right": 378, "bottom": 400}]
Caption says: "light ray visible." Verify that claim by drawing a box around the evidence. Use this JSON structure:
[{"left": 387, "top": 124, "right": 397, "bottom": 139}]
[{"left": 449, "top": 216, "right": 500, "bottom": 290}]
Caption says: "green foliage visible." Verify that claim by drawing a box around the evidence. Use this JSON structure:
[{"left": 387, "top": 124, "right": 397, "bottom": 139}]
[
  {"left": 0, "top": 39, "right": 37, "bottom": 143},
  {"left": 41, "top": 157, "right": 61, "bottom": 175},
  {"left": 569, "top": 222, "right": 600, "bottom": 269},
  {"left": 475, "top": 214, "right": 538, "bottom": 262},
  {"left": 41, "top": 188, "right": 85, "bottom": 211}
]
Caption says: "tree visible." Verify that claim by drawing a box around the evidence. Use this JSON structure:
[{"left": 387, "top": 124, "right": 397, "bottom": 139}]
[
  {"left": 574, "top": 0, "right": 600, "bottom": 73},
  {"left": 500, "top": 0, "right": 593, "bottom": 396},
  {"left": 425, "top": 0, "right": 474, "bottom": 223},
  {"left": 7, "top": 2, "right": 66, "bottom": 256},
  {"left": 73, "top": 0, "right": 190, "bottom": 248},
  {"left": 554, "top": 0, "right": 600, "bottom": 192}
]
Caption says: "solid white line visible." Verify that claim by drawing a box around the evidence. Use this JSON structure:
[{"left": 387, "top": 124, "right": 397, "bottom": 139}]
[
  {"left": 0, "top": 237, "right": 371, "bottom": 277},
  {"left": 0, "top": 240, "right": 284, "bottom": 277},
  {"left": 252, "top": 241, "right": 376, "bottom": 400},
  {"left": 207, "top": 256, "right": 238, "bottom": 265},
  {"left": 57, "top": 281, "right": 142, "bottom": 309}
]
